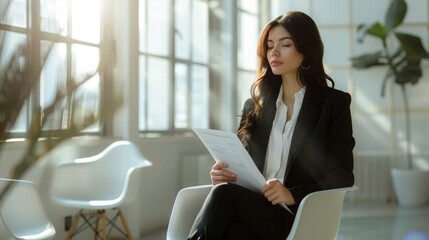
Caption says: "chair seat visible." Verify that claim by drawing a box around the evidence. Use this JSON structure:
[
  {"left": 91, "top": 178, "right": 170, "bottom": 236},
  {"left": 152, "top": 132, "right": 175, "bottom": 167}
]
[{"left": 167, "top": 185, "right": 358, "bottom": 240}]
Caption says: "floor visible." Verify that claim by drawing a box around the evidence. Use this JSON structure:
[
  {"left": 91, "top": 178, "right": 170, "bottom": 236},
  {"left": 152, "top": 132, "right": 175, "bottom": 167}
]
[
  {"left": 141, "top": 201, "right": 429, "bottom": 240},
  {"left": 337, "top": 201, "right": 429, "bottom": 240}
]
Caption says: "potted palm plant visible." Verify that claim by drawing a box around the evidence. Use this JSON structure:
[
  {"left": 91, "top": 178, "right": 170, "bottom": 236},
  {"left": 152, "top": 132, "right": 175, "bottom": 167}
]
[{"left": 351, "top": 0, "right": 429, "bottom": 207}]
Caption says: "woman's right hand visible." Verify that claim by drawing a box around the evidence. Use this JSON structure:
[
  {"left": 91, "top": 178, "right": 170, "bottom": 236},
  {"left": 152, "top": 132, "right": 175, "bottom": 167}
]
[{"left": 210, "top": 162, "right": 236, "bottom": 185}]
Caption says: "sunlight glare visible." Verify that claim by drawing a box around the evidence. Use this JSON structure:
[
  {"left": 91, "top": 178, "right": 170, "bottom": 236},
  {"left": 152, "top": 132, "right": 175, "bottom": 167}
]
[{"left": 72, "top": 0, "right": 100, "bottom": 44}]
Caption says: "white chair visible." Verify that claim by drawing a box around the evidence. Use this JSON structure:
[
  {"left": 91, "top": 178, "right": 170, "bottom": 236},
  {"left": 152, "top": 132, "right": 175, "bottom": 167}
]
[
  {"left": 167, "top": 185, "right": 212, "bottom": 240},
  {"left": 49, "top": 140, "right": 152, "bottom": 240},
  {"left": 167, "top": 185, "right": 358, "bottom": 240},
  {"left": 286, "top": 185, "right": 358, "bottom": 240},
  {"left": 0, "top": 178, "right": 56, "bottom": 240}
]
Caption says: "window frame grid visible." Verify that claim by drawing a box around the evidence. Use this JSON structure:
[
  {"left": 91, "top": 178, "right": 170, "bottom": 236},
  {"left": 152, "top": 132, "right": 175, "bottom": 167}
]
[
  {"left": 1, "top": 0, "right": 104, "bottom": 138},
  {"left": 138, "top": 0, "right": 210, "bottom": 133}
]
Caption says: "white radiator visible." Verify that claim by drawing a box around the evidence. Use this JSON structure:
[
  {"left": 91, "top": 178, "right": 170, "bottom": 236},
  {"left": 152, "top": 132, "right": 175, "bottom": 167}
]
[{"left": 352, "top": 154, "right": 393, "bottom": 202}]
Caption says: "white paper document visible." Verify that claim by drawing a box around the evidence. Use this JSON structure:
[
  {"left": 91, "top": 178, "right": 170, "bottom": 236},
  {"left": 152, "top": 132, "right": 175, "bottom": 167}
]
[{"left": 193, "top": 128, "right": 292, "bottom": 214}]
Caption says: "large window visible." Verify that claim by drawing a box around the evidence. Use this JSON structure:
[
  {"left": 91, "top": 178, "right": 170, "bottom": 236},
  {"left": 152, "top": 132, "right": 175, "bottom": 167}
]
[
  {"left": 236, "top": 0, "right": 260, "bottom": 112},
  {"left": 0, "top": 0, "right": 104, "bottom": 136},
  {"left": 138, "top": 0, "right": 209, "bottom": 132}
]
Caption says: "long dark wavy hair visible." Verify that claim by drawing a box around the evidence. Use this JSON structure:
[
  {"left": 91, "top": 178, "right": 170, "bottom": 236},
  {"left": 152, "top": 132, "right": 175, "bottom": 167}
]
[{"left": 238, "top": 11, "right": 334, "bottom": 146}]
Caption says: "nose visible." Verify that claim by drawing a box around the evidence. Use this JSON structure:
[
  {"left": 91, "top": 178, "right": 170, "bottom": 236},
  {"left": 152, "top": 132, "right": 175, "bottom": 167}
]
[{"left": 270, "top": 45, "right": 279, "bottom": 57}]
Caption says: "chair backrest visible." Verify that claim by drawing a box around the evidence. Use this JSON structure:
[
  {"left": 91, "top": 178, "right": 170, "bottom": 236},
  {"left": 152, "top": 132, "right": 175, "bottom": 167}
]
[
  {"left": 286, "top": 186, "right": 358, "bottom": 240},
  {"left": 50, "top": 140, "right": 152, "bottom": 209},
  {"left": 167, "top": 185, "right": 212, "bottom": 240},
  {"left": 0, "top": 178, "right": 56, "bottom": 240}
]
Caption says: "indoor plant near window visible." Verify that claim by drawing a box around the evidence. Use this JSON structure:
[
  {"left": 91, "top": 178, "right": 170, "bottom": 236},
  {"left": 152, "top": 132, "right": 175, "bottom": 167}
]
[{"left": 351, "top": 0, "right": 429, "bottom": 207}]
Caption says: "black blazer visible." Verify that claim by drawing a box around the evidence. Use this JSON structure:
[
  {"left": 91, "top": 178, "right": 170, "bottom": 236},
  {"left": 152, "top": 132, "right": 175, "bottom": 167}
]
[{"left": 239, "top": 85, "right": 355, "bottom": 214}]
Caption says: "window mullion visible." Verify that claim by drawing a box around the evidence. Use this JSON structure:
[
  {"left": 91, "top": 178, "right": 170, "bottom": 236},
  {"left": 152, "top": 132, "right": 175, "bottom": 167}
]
[
  {"left": 64, "top": 0, "right": 73, "bottom": 130},
  {"left": 141, "top": 0, "right": 149, "bottom": 131},
  {"left": 29, "top": 0, "right": 42, "bottom": 132},
  {"left": 169, "top": 0, "right": 175, "bottom": 132},
  {"left": 187, "top": 0, "right": 193, "bottom": 128}
]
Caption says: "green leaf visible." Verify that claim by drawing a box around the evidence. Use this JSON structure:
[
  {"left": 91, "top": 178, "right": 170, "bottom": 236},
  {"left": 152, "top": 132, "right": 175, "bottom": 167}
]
[
  {"left": 368, "top": 22, "right": 388, "bottom": 39},
  {"left": 396, "top": 32, "right": 429, "bottom": 59},
  {"left": 396, "top": 60, "right": 422, "bottom": 85},
  {"left": 357, "top": 22, "right": 387, "bottom": 42},
  {"left": 385, "top": 0, "right": 407, "bottom": 31},
  {"left": 350, "top": 51, "right": 384, "bottom": 68}
]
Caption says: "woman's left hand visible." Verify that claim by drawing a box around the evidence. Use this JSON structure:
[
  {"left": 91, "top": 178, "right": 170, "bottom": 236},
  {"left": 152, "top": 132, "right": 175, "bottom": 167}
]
[{"left": 262, "top": 179, "right": 296, "bottom": 206}]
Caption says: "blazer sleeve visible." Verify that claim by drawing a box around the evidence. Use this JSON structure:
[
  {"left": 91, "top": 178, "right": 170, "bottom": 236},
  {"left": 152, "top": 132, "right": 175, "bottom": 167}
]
[
  {"left": 322, "top": 92, "right": 355, "bottom": 187},
  {"left": 288, "top": 91, "right": 355, "bottom": 204}
]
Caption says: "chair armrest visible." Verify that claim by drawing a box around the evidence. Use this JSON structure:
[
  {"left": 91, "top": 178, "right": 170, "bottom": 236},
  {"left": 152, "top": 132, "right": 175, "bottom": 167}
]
[{"left": 167, "top": 185, "right": 212, "bottom": 240}]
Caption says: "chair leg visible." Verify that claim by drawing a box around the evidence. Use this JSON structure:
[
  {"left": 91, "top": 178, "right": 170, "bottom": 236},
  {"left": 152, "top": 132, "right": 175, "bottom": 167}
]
[
  {"left": 94, "top": 211, "right": 101, "bottom": 240},
  {"left": 67, "top": 208, "right": 131, "bottom": 240},
  {"left": 66, "top": 209, "right": 83, "bottom": 240},
  {"left": 117, "top": 209, "right": 133, "bottom": 240},
  {"left": 101, "top": 210, "right": 108, "bottom": 240}
]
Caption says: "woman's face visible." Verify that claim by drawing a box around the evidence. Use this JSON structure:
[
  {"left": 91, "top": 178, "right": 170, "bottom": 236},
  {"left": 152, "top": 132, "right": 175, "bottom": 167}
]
[{"left": 266, "top": 25, "right": 304, "bottom": 77}]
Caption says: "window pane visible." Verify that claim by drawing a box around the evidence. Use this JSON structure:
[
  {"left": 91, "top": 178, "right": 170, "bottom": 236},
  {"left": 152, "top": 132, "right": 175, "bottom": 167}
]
[
  {"left": 238, "top": 0, "right": 258, "bottom": 14},
  {"left": 175, "top": 0, "right": 190, "bottom": 60},
  {"left": 148, "top": 0, "right": 169, "bottom": 56},
  {"left": 40, "top": 42, "right": 67, "bottom": 130},
  {"left": 139, "top": 0, "right": 147, "bottom": 52},
  {"left": 238, "top": 12, "right": 258, "bottom": 70},
  {"left": 237, "top": 70, "right": 254, "bottom": 111},
  {"left": 139, "top": 0, "right": 210, "bottom": 132},
  {"left": 71, "top": 44, "right": 100, "bottom": 131},
  {"left": 0, "top": 31, "right": 26, "bottom": 70},
  {"left": 353, "top": 68, "right": 390, "bottom": 112},
  {"left": 147, "top": 57, "right": 169, "bottom": 130},
  {"left": 40, "top": 42, "right": 66, "bottom": 109},
  {"left": 175, "top": 63, "right": 188, "bottom": 128},
  {"left": 191, "top": 65, "right": 208, "bottom": 128},
  {"left": 0, "top": 31, "right": 27, "bottom": 132},
  {"left": 43, "top": 97, "right": 67, "bottom": 130},
  {"left": 270, "top": 0, "right": 283, "bottom": 18},
  {"left": 71, "top": 44, "right": 99, "bottom": 83},
  {"left": 138, "top": 56, "right": 146, "bottom": 130},
  {"left": 192, "top": 0, "right": 208, "bottom": 63},
  {"left": 73, "top": 76, "right": 100, "bottom": 132},
  {"left": 40, "top": 0, "right": 67, "bottom": 35},
  {"left": 9, "top": 102, "right": 28, "bottom": 132},
  {"left": 0, "top": 0, "right": 26, "bottom": 27},
  {"left": 71, "top": 0, "right": 100, "bottom": 43}
]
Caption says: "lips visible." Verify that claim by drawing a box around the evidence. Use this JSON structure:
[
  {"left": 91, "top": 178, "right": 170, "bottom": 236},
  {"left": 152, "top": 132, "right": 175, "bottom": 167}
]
[{"left": 270, "top": 60, "right": 283, "bottom": 67}]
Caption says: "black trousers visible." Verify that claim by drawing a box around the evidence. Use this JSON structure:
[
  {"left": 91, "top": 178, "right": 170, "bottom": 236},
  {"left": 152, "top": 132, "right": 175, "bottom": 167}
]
[{"left": 187, "top": 183, "right": 294, "bottom": 240}]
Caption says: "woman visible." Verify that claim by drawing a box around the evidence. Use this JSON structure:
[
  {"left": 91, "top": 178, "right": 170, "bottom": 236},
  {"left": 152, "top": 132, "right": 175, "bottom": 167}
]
[{"left": 188, "top": 11, "right": 355, "bottom": 240}]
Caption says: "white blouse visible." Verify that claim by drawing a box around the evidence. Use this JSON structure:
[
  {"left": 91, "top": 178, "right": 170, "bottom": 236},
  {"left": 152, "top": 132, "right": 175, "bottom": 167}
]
[{"left": 263, "top": 86, "right": 306, "bottom": 180}]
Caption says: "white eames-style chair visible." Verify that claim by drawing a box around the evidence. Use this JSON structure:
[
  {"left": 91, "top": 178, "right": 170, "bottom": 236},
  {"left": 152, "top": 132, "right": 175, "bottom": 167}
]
[
  {"left": 167, "top": 185, "right": 358, "bottom": 240},
  {"left": 50, "top": 140, "right": 152, "bottom": 240},
  {"left": 0, "top": 178, "right": 56, "bottom": 240}
]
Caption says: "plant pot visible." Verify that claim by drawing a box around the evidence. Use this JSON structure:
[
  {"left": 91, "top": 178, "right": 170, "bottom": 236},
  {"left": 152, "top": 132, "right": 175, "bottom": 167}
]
[{"left": 391, "top": 168, "right": 429, "bottom": 207}]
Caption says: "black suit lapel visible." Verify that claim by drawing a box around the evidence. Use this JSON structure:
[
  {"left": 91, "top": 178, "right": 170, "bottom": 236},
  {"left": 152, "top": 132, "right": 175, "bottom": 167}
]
[
  {"left": 285, "top": 86, "right": 323, "bottom": 177},
  {"left": 251, "top": 99, "right": 276, "bottom": 173}
]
